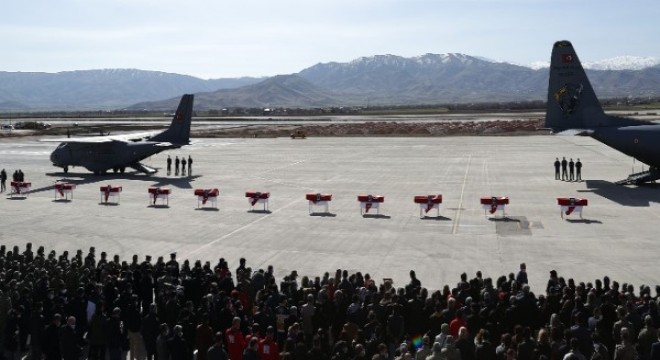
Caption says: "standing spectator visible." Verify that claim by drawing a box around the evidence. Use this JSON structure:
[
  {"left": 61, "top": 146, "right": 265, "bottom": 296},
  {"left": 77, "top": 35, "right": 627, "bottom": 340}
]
[
  {"left": 415, "top": 335, "right": 432, "bottom": 360},
  {"left": 516, "top": 263, "right": 528, "bottom": 286},
  {"left": 207, "top": 331, "right": 228, "bottom": 360},
  {"left": 156, "top": 324, "right": 170, "bottom": 360},
  {"left": 168, "top": 325, "right": 189, "bottom": 360},
  {"left": 29, "top": 302, "right": 46, "bottom": 360},
  {"left": 107, "top": 307, "right": 125, "bottom": 360},
  {"left": 188, "top": 155, "right": 193, "bottom": 175},
  {"left": 167, "top": 155, "right": 172, "bottom": 176},
  {"left": 0, "top": 168, "right": 6, "bottom": 192},
  {"left": 638, "top": 316, "right": 658, "bottom": 360},
  {"left": 181, "top": 157, "right": 187, "bottom": 176},
  {"left": 563, "top": 338, "right": 585, "bottom": 360},
  {"left": 301, "top": 294, "right": 316, "bottom": 343},
  {"left": 442, "top": 336, "right": 462, "bottom": 360},
  {"left": 175, "top": 156, "right": 180, "bottom": 176},
  {"left": 456, "top": 327, "right": 476, "bottom": 360},
  {"left": 475, "top": 329, "right": 497, "bottom": 360},
  {"left": 3, "top": 308, "right": 20, "bottom": 359},
  {"left": 650, "top": 330, "right": 660, "bottom": 360},
  {"left": 60, "top": 316, "right": 83, "bottom": 360},
  {"left": 126, "top": 294, "right": 144, "bottom": 360},
  {"left": 575, "top": 159, "right": 582, "bottom": 181},
  {"left": 226, "top": 317, "right": 246, "bottom": 360},
  {"left": 244, "top": 337, "right": 260, "bottom": 360},
  {"left": 569, "top": 159, "right": 575, "bottom": 181},
  {"left": 614, "top": 328, "right": 637, "bottom": 360},
  {"left": 43, "top": 314, "right": 62, "bottom": 360},
  {"left": 196, "top": 317, "right": 214, "bottom": 360},
  {"left": 88, "top": 306, "right": 108, "bottom": 360},
  {"left": 141, "top": 304, "right": 160, "bottom": 360},
  {"left": 561, "top": 157, "right": 568, "bottom": 180},
  {"left": 259, "top": 326, "right": 280, "bottom": 360},
  {"left": 554, "top": 158, "right": 561, "bottom": 180}
]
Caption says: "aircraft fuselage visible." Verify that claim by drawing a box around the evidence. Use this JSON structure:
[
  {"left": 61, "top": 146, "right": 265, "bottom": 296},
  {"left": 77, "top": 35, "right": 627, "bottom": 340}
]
[
  {"left": 592, "top": 125, "right": 660, "bottom": 168},
  {"left": 50, "top": 141, "right": 176, "bottom": 173}
]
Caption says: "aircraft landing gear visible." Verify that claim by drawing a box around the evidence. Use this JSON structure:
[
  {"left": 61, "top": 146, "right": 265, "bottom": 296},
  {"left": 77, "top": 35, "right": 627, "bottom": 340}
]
[
  {"left": 63, "top": 166, "right": 68, "bottom": 174},
  {"left": 112, "top": 167, "right": 118, "bottom": 173},
  {"left": 119, "top": 167, "right": 125, "bottom": 173}
]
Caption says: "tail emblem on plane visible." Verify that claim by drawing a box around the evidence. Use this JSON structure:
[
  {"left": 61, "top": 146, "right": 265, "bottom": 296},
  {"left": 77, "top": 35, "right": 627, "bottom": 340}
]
[{"left": 554, "top": 83, "right": 584, "bottom": 116}]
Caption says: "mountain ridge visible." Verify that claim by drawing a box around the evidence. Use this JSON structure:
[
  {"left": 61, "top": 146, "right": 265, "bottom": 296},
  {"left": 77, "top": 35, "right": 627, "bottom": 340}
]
[{"left": 1, "top": 53, "right": 659, "bottom": 111}]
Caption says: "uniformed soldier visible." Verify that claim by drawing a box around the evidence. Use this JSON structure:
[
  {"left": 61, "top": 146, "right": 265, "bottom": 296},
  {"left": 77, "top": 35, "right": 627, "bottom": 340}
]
[
  {"left": 569, "top": 158, "right": 575, "bottom": 181},
  {"left": 167, "top": 156, "right": 172, "bottom": 176},
  {"left": 554, "top": 158, "right": 560, "bottom": 180},
  {"left": 187, "top": 156, "right": 193, "bottom": 176},
  {"left": 175, "top": 156, "right": 180, "bottom": 176},
  {"left": 181, "top": 157, "right": 187, "bottom": 176},
  {"left": 561, "top": 157, "right": 568, "bottom": 180},
  {"left": 576, "top": 158, "right": 583, "bottom": 181},
  {"left": 0, "top": 168, "right": 6, "bottom": 192}
]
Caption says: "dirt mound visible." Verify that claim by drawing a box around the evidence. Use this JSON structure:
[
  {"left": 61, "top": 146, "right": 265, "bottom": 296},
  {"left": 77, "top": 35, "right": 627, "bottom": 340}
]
[{"left": 196, "top": 119, "right": 546, "bottom": 138}]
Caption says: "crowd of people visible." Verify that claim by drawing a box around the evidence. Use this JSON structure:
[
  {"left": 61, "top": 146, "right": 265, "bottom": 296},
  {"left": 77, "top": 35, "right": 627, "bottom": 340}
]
[
  {"left": 167, "top": 156, "right": 193, "bottom": 177},
  {"left": 554, "top": 158, "right": 582, "bottom": 182},
  {"left": 0, "top": 245, "right": 658, "bottom": 360}
]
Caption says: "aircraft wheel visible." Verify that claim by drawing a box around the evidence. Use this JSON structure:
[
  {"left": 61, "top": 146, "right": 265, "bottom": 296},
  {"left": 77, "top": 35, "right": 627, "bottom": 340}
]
[
  {"left": 113, "top": 167, "right": 118, "bottom": 173},
  {"left": 63, "top": 166, "right": 68, "bottom": 174},
  {"left": 120, "top": 167, "right": 125, "bottom": 174}
]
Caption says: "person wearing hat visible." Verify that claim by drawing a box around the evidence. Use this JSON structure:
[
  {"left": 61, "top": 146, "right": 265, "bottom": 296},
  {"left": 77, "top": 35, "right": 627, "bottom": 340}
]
[{"left": 166, "top": 252, "right": 179, "bottom": 277}]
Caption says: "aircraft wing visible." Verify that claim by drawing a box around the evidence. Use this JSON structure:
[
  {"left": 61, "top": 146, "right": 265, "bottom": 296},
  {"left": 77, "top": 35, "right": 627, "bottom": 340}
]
[
  {"left": 552, "top": 128, "right": 594, "bottom": 136},
  {"left": 40, "top": 131, "right": 160, "bottom": 143}
]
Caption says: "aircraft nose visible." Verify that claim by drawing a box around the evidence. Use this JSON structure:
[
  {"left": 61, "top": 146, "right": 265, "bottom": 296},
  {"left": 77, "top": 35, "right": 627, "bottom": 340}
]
[{"left": 50, "top": 150, "right": 59, "bottom": 165}]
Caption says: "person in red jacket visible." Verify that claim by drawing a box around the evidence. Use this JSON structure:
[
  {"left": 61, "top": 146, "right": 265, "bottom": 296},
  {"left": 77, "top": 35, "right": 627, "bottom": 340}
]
[
  {"left": 449, "top": 309, "right": 467, "bottom": 338},
  {"left": 258, "top": 326, "right": 280, "bottom": 360},
  {"left": 225, "top": 317, "right": 245, "bottom": 360}
]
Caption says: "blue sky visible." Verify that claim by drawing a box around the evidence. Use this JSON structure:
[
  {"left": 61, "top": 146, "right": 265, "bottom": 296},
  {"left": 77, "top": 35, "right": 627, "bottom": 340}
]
[{"left": 2, "top": 0, "right": 658, "bottom": 79}]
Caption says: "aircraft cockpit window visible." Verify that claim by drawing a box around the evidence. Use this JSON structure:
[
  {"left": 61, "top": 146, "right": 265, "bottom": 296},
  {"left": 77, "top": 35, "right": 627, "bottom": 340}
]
[{"left": 57, "top": 143, "right": 69, "bottom": 150}]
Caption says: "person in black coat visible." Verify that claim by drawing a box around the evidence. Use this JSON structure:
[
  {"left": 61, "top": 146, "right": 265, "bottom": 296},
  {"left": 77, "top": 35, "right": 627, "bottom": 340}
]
[
  {"left": 554, "top": 158, "right": 561, "bottom": 180},
  {"left": 29, "top": 303, "right": 46, "bottom": 360},
  {"left": 43, "top": 314, "right": 62, "bottom": 360},
  {"left": 141, "top": 303, "right": 160, "bottom": 360},
  {"left": 168, "top": 325, "right": 190, "bottom": 360},
  {"left": 207, "top": 331, "right": 229, "bottom": 360},
  {"left": 561, "top": 157, "right": 568, "bottom": 180},
  {"left": 106, "top": 307, "right": 125, "bottom": 360},
  {"left": 60, "top": 316, "right": 83, "bottom": 360}
]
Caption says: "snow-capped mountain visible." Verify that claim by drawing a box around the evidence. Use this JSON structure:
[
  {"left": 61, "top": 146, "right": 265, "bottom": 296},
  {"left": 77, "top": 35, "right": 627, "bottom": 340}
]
[
  {"left": 525, "top": 56, "right": 660, "bottom": 70},
  {"left": 1, "top": 51, "right": 659, "bottom": 110},
  {"left": 583, "top": 56, "right": 660, "bottom": 70}
]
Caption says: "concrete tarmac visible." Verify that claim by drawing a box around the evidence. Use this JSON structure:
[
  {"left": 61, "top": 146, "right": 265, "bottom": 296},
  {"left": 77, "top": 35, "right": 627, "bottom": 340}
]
[{"left": 0, "top": 135, "right": 658, "bottom": 292}]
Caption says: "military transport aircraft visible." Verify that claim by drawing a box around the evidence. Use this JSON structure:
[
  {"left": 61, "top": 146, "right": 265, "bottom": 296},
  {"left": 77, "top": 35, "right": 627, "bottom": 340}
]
[
  {"left": 46, "top": 94, "right": 194, "bottom": 175},
  {"left": 545, "top": 41, "right": 659, "bottom": 185}
]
